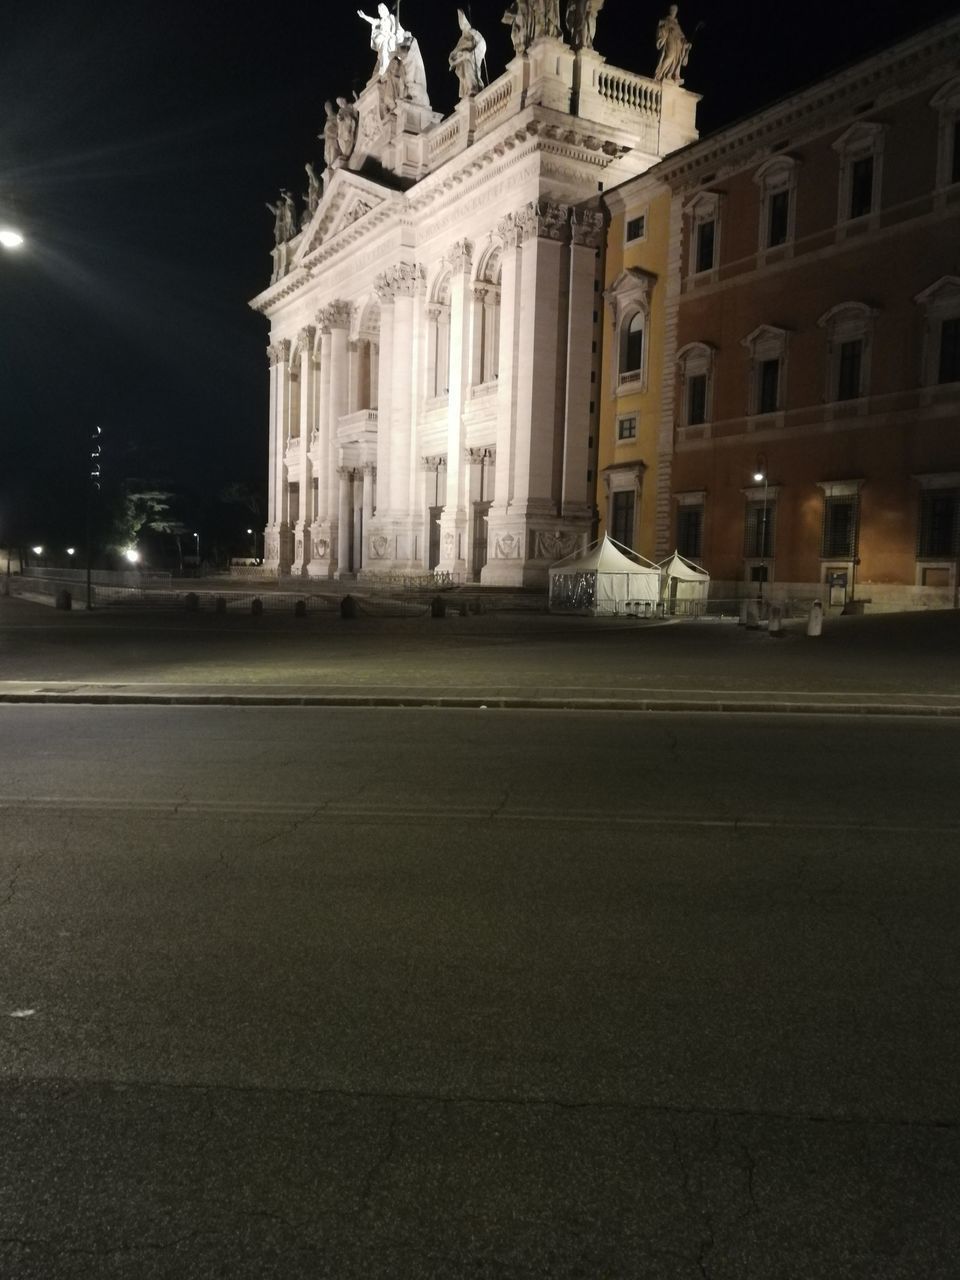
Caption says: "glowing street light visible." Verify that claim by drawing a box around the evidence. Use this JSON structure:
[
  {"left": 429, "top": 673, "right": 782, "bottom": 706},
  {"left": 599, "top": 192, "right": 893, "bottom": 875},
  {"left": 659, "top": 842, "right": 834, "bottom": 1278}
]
[
  {"left": 66, "top": 547, "right": 76, "bottom": 556},
  {"left": 31, "top": 545, "right": 43, "bottom": 556},
  {"left": 752, "top": 455, "right": 770, "bottom": 604},
  {"left": 123, "top": 547, "right": 140, "bottom": 564},
  {"left": 0, "top": 228, "right": 24, "bottom": 250}
]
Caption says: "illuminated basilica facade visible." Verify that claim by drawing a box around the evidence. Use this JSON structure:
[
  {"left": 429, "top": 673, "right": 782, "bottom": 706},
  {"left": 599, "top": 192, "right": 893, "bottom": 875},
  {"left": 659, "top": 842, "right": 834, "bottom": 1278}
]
[{"left": 251, "top": 6, "right": 698, "bottom": 583}]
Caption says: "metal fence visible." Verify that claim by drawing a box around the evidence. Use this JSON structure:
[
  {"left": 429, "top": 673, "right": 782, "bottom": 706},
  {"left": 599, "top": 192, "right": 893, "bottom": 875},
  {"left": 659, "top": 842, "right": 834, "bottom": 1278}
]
[{"left": 23, "top": 566, "right": 172, "bottom": 587}]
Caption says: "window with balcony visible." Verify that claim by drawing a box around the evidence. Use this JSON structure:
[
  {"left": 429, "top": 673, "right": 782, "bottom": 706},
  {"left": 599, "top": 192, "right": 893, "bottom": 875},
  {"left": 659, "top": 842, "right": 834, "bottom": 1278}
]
[
  {"left": 742, "top": 326, "right": 789, "bottom": 416},
  {"left": 821, "top": 495, "right": 858, "bottom": 559},
  {"left": 676, "top": 498, "right": 704, "bottom": 561},
  {"left": 604, "top": 267, "right": 656, "bottom": 392},
  {"left": 684, "top": 192, "right": 722, "bottom": 279},
  {"left": 931, "top": 77, "right": 960, "bottom": 190},
  {"left": 918, "top": 489, "right": 959, "bottom": 558},
  {"left": 754, "top": 155, "right": 799, "bottom": 252},
  {"left": 833, "top": 122, "right": 886, "bottom": 227},
  {"left": 915, "top": 277, "right": 960, "bottom": 387},
  {"left": 818, "top": 302, "right": 875, "bottom": 403},
  {"left": 677, "top": 343, "right": 715, "bottom": 428},
  {"left": 611, "top": 490, "right": 636, "bottom": 549}
]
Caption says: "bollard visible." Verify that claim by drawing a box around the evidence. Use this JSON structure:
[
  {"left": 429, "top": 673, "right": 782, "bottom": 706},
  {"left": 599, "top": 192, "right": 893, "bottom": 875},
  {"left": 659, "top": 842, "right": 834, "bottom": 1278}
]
[
  {"left": 185, "top": 592, "right": 199, "bottom": 613},
  {"left": 214, "top": 596, "right": 227, "bottom": 615},
  {"left": 55, "top": 588, "right": 72, "bottom": 611},
  {"left": 744, "top": 600, "right": 760, "bottom": 630},
  {"left": 430, "top": 595, "right": 446, "bottom": 619},
  {"left": 340, "top": 594, "right": 358, "bottom": 620},
  {"left": 806, "top": 598, "right": 823, "bottom": 638},
  {"left": 251, "top": 597, "right": 263, "bottom": 617},
  {"left": 294, "top": 599, "right": 307, "bottom": 618},
  {"left": 768, "top": 603, "right": 784, "bottom": 637}
]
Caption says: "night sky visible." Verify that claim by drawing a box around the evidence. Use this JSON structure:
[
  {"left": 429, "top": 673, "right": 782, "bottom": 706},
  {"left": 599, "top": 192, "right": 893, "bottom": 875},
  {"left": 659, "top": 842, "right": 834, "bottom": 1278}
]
[{"left": 1, "top": 0, "right": 956, "bottom": 551}]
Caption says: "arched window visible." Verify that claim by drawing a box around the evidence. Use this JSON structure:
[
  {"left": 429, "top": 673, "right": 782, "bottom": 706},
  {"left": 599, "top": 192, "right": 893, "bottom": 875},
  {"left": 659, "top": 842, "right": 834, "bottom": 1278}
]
[{"left": 624, "top": 313, "right": 644, "bottom": 377}]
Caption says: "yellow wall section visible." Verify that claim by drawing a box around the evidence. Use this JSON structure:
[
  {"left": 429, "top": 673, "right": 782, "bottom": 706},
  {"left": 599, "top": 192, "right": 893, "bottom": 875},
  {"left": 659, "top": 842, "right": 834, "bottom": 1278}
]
[{"left": 597, "top": 185, "right": 671, "bottom": 560}]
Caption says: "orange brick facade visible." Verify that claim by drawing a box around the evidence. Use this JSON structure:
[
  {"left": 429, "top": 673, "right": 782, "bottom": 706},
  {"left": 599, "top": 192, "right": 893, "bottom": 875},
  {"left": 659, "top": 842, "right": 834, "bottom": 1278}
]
[{"left": 600, "top": 16, "right": 960, "bottom": 610}]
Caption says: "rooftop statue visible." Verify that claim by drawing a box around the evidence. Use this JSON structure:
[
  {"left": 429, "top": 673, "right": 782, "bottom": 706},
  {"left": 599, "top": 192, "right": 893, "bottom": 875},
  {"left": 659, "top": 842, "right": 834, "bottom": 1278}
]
[
  {"left": 378, "top": 33, "right": 430, "bottom": 117},
  {"left": 336, "top": 96, "right": 359, "bottom": 159},
  {"left": 654, "top": 5, "right": 692, "bottom": 85},
  {"left": 321, "top": 100, "right": 342, "bottom": 170},
  {"left": 533, "top": 0, "right": 562, "bottom": 40},
  {"left": 565, "top": 0, "right": 604, "bottom": 50},
  {"left": 449, "top": 9, "right": 486, "bottom": 99},
  {"left": 501, "top": 0, "right": 535, "bottom": 57},
  {"left": 358, "top": 3, "right": 409, "bottom": 78},
  {"left": 303, "top": 163, "right": 321, "bottom": 221},
  {"left": 266, "top": 190, "right": 299, "bottom": 244}
]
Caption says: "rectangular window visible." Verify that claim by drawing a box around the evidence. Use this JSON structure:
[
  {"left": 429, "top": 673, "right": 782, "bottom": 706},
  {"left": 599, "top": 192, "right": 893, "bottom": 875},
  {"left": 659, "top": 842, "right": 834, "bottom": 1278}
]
[
  {"left": 821, "top": 496, "right": 858, "bottom": 558},
  {"left": 850, "top": 155, "right": 874, "bottom": 219},
  {"left": 611, "top": 491, "right": 636, "bottom": 549},
  {"left": 617, "top": 415, "right": 637, "bottom": 442},
  {"left": 686, "top": 374, "right": 707, "bottom": 426},
  {"left": 767, "top": 189, "right": 790, "bottom": 247},
  {"left": 677, "top": 506, "right": 703, "bottom": 561},
  {"left": 744, "top": 501, "right": 775, "bottom": 559},
  {"left": 918, "top": 491, "right": 959, "bottom": 558},
  {"left": 938, "top": 317, "right": 960, "bottom": 384},
  {"left": 626, "top": 214, "right": 646, "bottom": 242},
  {"left": 758, "top": 359, "right": 780, "bottom": 414},
  {"left": 952, "top": 120, "right": 960, "bottom": 186},
  {"left": 695, "top": 219, "right": 715, "bottom": 273},
  {"left": 837, "top": 339, "right": 863, "bottom": 400}
]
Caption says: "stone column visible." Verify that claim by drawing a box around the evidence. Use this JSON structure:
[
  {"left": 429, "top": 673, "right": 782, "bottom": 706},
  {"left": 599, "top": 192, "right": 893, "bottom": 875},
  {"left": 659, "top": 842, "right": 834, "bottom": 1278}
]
[
  {"left": 268, "top": 339, "right": 293, "bottom": 574},
  {"left": 352, "top": 471, "right": 364, "bottom": 573},
  {"left": 294, "top": 326, "right": 316, "bottom": 575},
  {"left": 562, "top": 212, "right": 603, "bottom": 522},
  {"left": 336, "top": 467, "right": 353, "bottom": 577},
  {"left": 491, "top": 215, "right": 521, "bottom": 513},
  {"left": 469, "top": 286, "right": 487, "bottom": 387},
  {"left": 347, "top": 340, "right": 360, "bottom": 415},
  {"left": 484, "top": 202, "right": 572, "bottom": 586},
  {"left": 307, "top": 325, "right": 333, "bottom": 576},
  {"left": 265, "top": 343, "right": 281, "bottom": 567},
  {"left": 326, "top": 302, "right": 353, "bottom": 575},
  {"left": 389, "top": 282, "right": 415, "bottom": 521},
  {"left": 374, "top": 279, "right": 395, "bottom": 519},
  {"left": 439, "top": 240, "right": 473, "bottom": 575}
]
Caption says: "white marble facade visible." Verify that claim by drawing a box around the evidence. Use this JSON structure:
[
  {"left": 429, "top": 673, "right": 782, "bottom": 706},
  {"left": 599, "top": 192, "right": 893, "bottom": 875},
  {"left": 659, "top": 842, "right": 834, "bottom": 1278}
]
[{"left": 251, "top": 22, "right": 698, "bottom": 584}]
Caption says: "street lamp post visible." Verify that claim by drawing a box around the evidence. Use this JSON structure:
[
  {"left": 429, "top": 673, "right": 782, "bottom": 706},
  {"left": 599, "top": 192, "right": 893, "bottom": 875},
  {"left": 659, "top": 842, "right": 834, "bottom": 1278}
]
[
  {"left": 86, "top": 427, "right": 102, "bottom": 610},
  {"left": 193, "top": 532, "right": 200, "bottom": 575},
  {"left": 246, "top": 527, "right": 257, "bottom": 560},
  {"left": 752, "top": 457, "right": 769, "bottom": 606}
]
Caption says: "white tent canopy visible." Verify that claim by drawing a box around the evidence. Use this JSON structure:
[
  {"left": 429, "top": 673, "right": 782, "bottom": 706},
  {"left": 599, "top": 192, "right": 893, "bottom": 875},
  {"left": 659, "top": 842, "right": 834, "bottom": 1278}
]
[
  {"left": 657, "top": 551, "right": 710, "bottom": 607},
  {"left": 549, "top": 536, "right": 661, "bottom": 615}
]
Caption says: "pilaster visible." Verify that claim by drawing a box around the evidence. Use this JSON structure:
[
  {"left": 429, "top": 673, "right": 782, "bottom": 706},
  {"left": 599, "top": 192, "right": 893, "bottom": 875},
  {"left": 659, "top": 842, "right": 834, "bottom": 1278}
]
[{"left": 439, "top": 239, "right": 473, "bottom": 575}]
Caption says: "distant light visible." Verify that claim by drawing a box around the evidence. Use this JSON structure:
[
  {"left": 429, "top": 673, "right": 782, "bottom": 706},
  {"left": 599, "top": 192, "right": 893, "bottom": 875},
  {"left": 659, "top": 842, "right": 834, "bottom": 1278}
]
[
  {"left": 246, "top": 528, "right": 253, "bottom": 535},
  {"left": 0, "top": 228, "right": 25, "bottom": 250},
  {"left": 31, "top": 545, "right": 43, "bottom": 555},
  {"left": 66, "top": 547, "right": 76, "bottom": 556},
  {"left": 753, "top": 471, "right": 766, "bottom": 483},
  {"left": 123, "top": 547, "right": 140, "bottom": 564}
]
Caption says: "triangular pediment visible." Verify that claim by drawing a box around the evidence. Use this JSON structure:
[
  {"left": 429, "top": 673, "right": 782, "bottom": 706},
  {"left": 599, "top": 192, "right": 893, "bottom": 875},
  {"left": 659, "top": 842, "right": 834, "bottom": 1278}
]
[{"left": 295, "top": 170, "right": 400, "bottom": 263}]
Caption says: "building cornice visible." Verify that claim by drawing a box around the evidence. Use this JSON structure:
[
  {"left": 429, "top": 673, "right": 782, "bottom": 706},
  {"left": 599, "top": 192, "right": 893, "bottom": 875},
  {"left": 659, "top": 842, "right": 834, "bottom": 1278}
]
[{"left": 618, "top": 16, "right": 960, "bottom": 198}]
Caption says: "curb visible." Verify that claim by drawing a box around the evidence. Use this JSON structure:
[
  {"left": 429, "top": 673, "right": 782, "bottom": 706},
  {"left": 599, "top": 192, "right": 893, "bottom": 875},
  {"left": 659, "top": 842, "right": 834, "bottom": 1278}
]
[{"left": 2, "top": 691, "right": 960, "bottom": 717}]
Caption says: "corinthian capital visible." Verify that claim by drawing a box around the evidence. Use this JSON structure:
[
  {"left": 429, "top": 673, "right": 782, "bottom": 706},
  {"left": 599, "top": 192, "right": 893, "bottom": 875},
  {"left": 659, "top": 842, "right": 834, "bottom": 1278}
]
[
  {"left": 571, "top": 209, "right": 605, "bottom": 248},
  {"left": 319, "top": 300, "right": 353, "bottom": 331},
  {"left": 266, "top": 338, "right": 292, "bottom": 366},
  {"left": 518, "top": 199, "right": 570, "bottom": 244},
  {"left": 445, "top": 239, "right": 474, "bottom": 274}
]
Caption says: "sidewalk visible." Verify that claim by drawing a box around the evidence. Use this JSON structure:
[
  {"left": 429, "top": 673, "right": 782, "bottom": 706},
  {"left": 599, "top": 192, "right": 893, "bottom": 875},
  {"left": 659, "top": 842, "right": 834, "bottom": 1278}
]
[{"left": 2, "top": 596, "right": 959, "bottom": 715}]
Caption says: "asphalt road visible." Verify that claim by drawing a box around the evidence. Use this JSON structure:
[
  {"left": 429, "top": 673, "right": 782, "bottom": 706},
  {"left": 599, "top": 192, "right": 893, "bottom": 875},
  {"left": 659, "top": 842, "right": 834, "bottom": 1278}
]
[{"left": 1, "top": 707, "right": 959, "bottom": 1278}]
